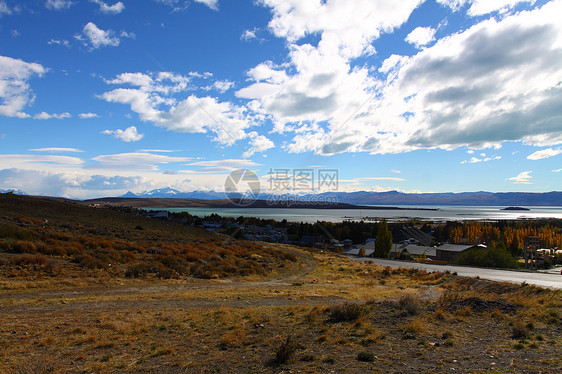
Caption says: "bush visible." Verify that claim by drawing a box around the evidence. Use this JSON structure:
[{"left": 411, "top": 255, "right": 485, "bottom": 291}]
[
  {"left": 398, "top": 294, "right": 420, "bottom": 315},
  {"left": 357, "top": 351, "right": 376, "bottom": 362},
  {"left": 329, "top": 302, "right": 366, "bottom": 322},
  {"left": 271, "top": 334, "right": 300, "bottom": 366}
]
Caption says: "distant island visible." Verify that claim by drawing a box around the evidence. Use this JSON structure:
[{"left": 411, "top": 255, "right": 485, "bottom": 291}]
[{"left": 501, "top": 206, "right": 531, "bottom": 211}]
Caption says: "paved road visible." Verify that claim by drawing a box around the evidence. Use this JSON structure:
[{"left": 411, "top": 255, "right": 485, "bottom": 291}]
[{"left": 349, "top": 256, "right": 562, "bottom": 289}]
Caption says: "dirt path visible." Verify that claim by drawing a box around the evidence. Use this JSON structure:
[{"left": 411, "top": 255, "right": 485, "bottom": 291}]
[{"left": 0, "top": 243, "right": 326, "bottom": 314}]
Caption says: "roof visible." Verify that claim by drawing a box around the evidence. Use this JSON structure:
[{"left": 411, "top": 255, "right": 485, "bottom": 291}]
[
  {"left": 345, "top": 247, "right": 375, "bottom": 257},
  {"left": 437, "top": 244, "right": 476, "bottom": 252},
  {"left": 401, "top": 244, "right": 436, "bottom": 258}
]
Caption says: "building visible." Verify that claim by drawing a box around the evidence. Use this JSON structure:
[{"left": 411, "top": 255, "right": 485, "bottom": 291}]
[{"left": 435, "top": 244, "right": 486, "bottom": 262}]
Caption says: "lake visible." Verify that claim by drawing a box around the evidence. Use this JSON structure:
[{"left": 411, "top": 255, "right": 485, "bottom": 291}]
[{"left": 145, "top": 205, "right": 562, "bottom": 223}]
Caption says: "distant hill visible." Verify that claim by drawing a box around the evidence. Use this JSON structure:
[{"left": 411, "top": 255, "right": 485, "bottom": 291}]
[
  {"left": 311, "top": 191, "right": 562, "bottom": 206},
  {"left": 118, "top": 189, "right": 562, "bottom": 206},
  {"left": 121, "top": 188, "right": 224, "bottom": 200},
  {"left": 0, "top": 189, "right": 27, "bottom": 195}
]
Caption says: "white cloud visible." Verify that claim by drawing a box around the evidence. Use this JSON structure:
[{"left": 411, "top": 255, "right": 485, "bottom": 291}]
[
  {"left": 0, "top": 55, "right": 47, "bottom": 118},
  {"left": 405, "top": 26, "right": 436, "bottom": 48},
  {"left": 100, "top": 71, "right": 257, "bottom": 148},
  {"left": 527, "top": 148, "right": 562, "bottom": 160},
  {"left": 30, "top": 148, "right": 83, "bottom": 153},
  {"left": 77, "top": 22, "right": 120, "bottom": 49},
  {"left": 0, "top": 154, "right": 84, "bottom": 167},
  {"left": 203, "top": 80, "right": 234, "bottom": 93},
  {"left": 90, "top": 0, "right": 125, "bottom": 14},
  {"left": 243, "top": 132, "right": 275, "bottom": 158},
  {"left": 188, "top": 159, "right": 261, "bottom": 168},
  {"left": 261, "top": 0, "right": 423, "bottom": 59},
  {"left": 436, "top": 0, "right": 469, "bottom": 12},
  {"left": 508, "top": 171, "right": 533, "bottom": 184},
  {"left": 553, "top": 168, "right": 562, "bottom": 173},
  {"left": 467, "top": 0, "right": 536, "bottom": 16},
  {"left": 349, "top": 177, "right": 405, "bottom": 182},
  {"left": 0, "top": 1, "right": 12, "bottom": 17},
  {"left": 102, "top": 126, "right": 144, "bottom": 142},
  {"left": 154, "top": 0, "right": 218, "bottom": 11},
  {"left": 45, "top": 0, "right": 72, "bottom": 11},
  {"left": 33, "top": 112, "right": 71, "bottom": 120},
  {"left": 241, "top": 29, "right": 257, "bottom": 41},
  {"left": 79, "top": 112, "right": 99, "bottom": 119},
  {"left": 48, "top": 39, "right": 70, "bottom": 47},
  {"left": 436, "top": 0, "right": 535, "bottom": 15},
  {"left": 194, "top": 0, "right": 218, "bottom": 10},
  {"left": 460, "top": 155, "right": 501, "bottom": 164},
  {"left": 249, "top": 1, "right": 562, "bottom": 156},
  {"left": 90, "top": 152, "right": 192, "bottom": 171}
]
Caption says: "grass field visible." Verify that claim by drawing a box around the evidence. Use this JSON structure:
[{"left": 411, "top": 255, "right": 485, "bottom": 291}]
[{"left": 0, "top": 194, "right": 561, "bottom": 373}]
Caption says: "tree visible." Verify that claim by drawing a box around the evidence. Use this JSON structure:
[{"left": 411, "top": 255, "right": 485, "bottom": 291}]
[
  {"left": 358, "top": 247, "right": 366, "bottom": 257},
  {"left": 374, "top": 219, "right": 392, "bottom": 258}
]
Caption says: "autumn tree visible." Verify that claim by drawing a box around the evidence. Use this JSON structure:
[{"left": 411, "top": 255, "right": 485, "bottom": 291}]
[{"left": 374, "top": 219, "right": 392, "bottom": 258}]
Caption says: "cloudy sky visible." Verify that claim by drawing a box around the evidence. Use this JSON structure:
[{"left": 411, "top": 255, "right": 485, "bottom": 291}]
[{"left": 0, "top": 0, "right": 561, "bottom": 198}]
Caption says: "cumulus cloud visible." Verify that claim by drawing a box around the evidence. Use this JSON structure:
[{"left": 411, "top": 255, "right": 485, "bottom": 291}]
[
  {"left": 243, "top": 132, "right": 275, "bottom": 158},
  {"left": 241, "top": 28, "right": 258, "bottom": 41},
  {"left": 553, "top": 168, "right": 562, "bottom": 173},
  {"left": 90, "top": 0, "right": 125, "bottom": 14},
  {"left": 33, "top": 112, "right": 71, "bottom": 120},
  {"left": 527, "top": 148, "right": 562, "bottom": 160},
  {"left": 100, "top": 71, "right": 258, "bottom": 148},
  {"left": 76, "top": 22, "right": 131, "bottom": 49},
  {"left": 102, "top": 126, "right": 144, "bottom": 142},
  {"left": 508, "top": 171, "right": 533, "bottom": 184},
  {"left": 45, "top": 0, "right": 73, "bottom": 11},
  {"left": 405, "top": 26, "right": 436, "bottom": 48},
  {"left": 79, "top": 112, "right": 99, "bottom": 119},
  {"left": 0, "top": 55, "right": 47, "bottom": 118},
  {"left": 243, "top": 1, "right": 562, "bottom": 156}
]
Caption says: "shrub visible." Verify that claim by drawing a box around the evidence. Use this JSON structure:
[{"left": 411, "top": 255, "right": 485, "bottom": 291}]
[
  {"left": 12, "top": 240, "right": 37, "bottom": 253},
  {"left": 329, "top": 302, "right": 366, "bottom": 322},
  {"left": 14, "top": 253, "right": 48, "bottom": 266},
  {"left": 357, "top": 351, "right": 376, "bottom": 362},
  {"left": 271, "top": 334, "right": 300, "bottom": 366},
  {"left": 398, "top": 294, "right": 420, "bottom": 315},
  {"left": 511, "top": 323, "right": 530, "bottom": 340}
]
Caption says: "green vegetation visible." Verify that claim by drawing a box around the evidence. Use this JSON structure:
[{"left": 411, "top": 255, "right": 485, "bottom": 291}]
[
  {"left": 374, "top": 219, "right": 392, "bottom": 258},
  {"left": 454, "top": 244, "right": 520, "bottom": 269}
]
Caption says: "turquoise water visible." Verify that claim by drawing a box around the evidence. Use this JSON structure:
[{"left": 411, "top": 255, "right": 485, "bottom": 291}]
[{"left": 144, "top": 205, "right": 562, "bottom": 223}]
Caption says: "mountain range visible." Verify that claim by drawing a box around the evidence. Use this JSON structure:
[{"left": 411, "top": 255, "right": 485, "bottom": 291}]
[{"left": 120, "top": 188, "right": 562, "bottom": 206}]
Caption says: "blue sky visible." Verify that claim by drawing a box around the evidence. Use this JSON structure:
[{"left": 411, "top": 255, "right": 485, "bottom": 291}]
[{"left": 0, "top": 0, "right": 561, "bottom": 198}]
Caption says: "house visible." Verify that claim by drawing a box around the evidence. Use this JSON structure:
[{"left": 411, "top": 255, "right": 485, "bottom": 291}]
[
  {"left": 435, "top": 244, "right": 486, "bottom": 262},
  {"left": 346, "top": 245, "right": 375, "bottom": 257},
  {"left": 394, "top": 226, "right": 434, "bottom": 246},
  {"left": 391, "top": 244, "right": 437, "bottom": 259}
]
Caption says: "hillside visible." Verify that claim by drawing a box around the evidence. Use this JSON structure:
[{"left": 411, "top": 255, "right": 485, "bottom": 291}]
[
  {"left": 116, "top": 188, "right": 562, "bottom": 206},
  {"left": 0, "top": 193, "right": 297, "bottom": 281},
  {"left": 0, "top": 193, "right": 561, "bottom": 373}
]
